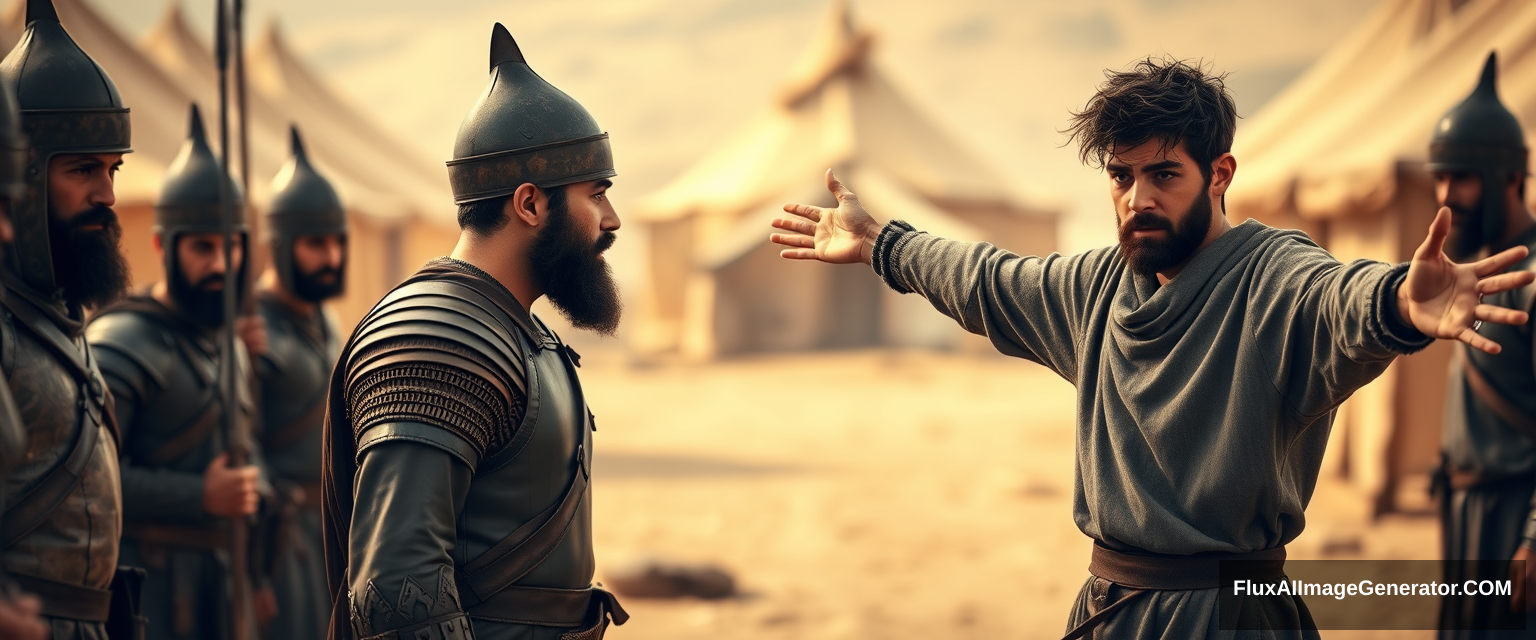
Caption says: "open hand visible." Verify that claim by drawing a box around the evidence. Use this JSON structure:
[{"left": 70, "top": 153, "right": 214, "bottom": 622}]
[
  {"left": 1399, "top": 207, "right": 1533, "bottom": 354},
  {"left": 770, "top": 170, "right": 882, "bottom": 264}
]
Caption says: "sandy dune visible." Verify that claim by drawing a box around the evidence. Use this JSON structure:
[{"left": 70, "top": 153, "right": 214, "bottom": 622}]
[{"left": 580, "top": 350, "right": 1439, "bottom": 639}]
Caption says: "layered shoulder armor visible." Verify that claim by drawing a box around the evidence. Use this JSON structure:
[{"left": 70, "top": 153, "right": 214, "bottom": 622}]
[
  {"left": 84, "top": 306, "right": 179, "bottom": 402},
  {"left": 345, "top": 277, "right": 532, "bottom": 472}
]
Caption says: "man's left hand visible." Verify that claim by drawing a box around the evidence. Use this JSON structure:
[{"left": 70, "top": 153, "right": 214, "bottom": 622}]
[
  {"left": 236, "top": 314, "right": 268, "bottom": 357},
  {"left": 1400, "top": 207, "right": 1534, "bottom": 354}
]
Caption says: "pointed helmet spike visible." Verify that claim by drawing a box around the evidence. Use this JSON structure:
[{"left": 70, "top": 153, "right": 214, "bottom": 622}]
[
  {"left": 489, "top": 23, "right": 525, "bottom": 71},
  {"left": 1476, "top": 51, "right": 1498, "bottom": 97},
  {"left": 188, "top": 103, "right": 205, "bottom": 141},
  {"left": 25, "top": 0, "right": 58, "bottom": 24},
  {"left": 289, "top": 124, "right": 307, "bottom": 160}
]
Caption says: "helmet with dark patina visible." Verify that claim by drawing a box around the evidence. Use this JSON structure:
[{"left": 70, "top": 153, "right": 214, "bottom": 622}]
[
  {"left": 1427, "top": 51, "right": 1528, "bottom": 252},
  {"left": 0, "top": 0, "right": 133, "bottom": 294},
  {"left": 155, "top": 104, "right": 244, "bottom": 281},
  {"left": 267, "top": 125, "right": 345, "bottom": 294},
  {"left": 446, "top": 23, "right": 615, "bottom": 205}
]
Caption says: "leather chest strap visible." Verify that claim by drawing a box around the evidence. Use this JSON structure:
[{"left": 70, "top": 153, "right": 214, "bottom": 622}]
[
  {"left": 1, "top": 392, "right": 100, "bottom": 547},
  {"left": 455, "top": 443, "right": 588, "bottom": 607},
  {"left": 9, "top": 572, "right": 111, "bottom": 621},
  {"left": 465, "top": 585, "right": 628, "bottom": 627},
  {"left": 1462, "top": 352, "right": 1536, "bottom": 441}
]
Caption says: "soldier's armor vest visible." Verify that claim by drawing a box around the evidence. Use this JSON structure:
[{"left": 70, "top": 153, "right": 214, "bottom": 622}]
[
  {"left": 0, "top": 290, "right": 120, "bottom": 594},
  {"left": 349, "top": 274, "right": 595, "bottom": 594},
  {"left": 256, "top": 293, "right": 338, "bottom": 485},
  {"left": 1456, "top": 232, "right": 1536, "bottom": 453},
  {"left": 87, "top": 298, "right": 255, "bottom": 520}
]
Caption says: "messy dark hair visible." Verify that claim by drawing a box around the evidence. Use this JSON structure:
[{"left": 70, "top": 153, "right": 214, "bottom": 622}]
[{"left": 1064, "top": 57, "right": 1238, "bottom": 180}]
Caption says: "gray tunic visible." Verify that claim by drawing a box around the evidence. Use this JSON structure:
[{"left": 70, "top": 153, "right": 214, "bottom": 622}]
[
  {"left": 875, "top": 219, "right": 1430, "bottom": 636},
  {"left": 254, "top": 292, "right": 337, "bottom": 640}
]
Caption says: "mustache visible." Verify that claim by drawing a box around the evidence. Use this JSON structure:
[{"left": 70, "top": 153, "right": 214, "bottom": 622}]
[
  {"left": 594, "top": 231, "right": 617, "bottom": 254},
  {"left": 67, "top": 206, "right": 120, "bottom": 231},
  {"left": 192, "top": 274, "right": 228, "bottom": 290},
  {"left": 1122, "top": 213, "right": 1173, "bottom": 232},
  {"left": 303, "top": 266, "right": 342, "bottom": 280}
]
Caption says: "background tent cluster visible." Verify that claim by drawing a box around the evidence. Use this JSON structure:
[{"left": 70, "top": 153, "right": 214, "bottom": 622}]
[
  {"left": 631, "top": 2, "right": 1061, "bottom": 358},
  {"left": 1229, "top": 0, "right": 1536, "bottom": 515},
  {"left": 0, "top": 0, "right": 461, "bottom": 329}
]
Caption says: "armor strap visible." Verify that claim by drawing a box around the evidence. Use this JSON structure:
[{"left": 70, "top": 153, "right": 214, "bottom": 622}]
[
  {"left": 9, "top": 572, "right": 112, "bottom": 622},
  {"left": 1, "top": 378, "right": 101, "bottom": 547},
  {"left": 465, "top": 585, "right": 628, "bottom": 629},
  {"left": 454, "top": 337, "right": 593, "bottom": 609},
  {"left": 142, "top": 396, "right": 220, "bottom": 466},
  {"left": 264, "top": 384, "right": 327, "bottom": 452},
  {"left": 1462, "top": 350, "right": 1536, "bottom": 441}
]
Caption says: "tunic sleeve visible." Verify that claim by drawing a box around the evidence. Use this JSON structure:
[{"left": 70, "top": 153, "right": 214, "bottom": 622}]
[
  {"left": 872, "top": 221, "right": 1108, "bottom": 381},
  {"left": 1275, "top": 252, "right": 1432, "bottom": 420}
]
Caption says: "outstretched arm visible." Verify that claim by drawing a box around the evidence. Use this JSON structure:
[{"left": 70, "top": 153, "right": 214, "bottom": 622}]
[
  {"left": 1398, "top": 206, "right": 1532, "bottom": 354},
  {"left": 770, "top": 170, "right": 1101, "bottom": 380}
]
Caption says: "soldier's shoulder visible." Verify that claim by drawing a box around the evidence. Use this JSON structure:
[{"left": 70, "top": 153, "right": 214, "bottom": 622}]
[
  {"left": 86, "top": 302, "right": 179, "bottom": 376},
  {"left": 350, "top": 276, "right": 530, "bottom": 365}
]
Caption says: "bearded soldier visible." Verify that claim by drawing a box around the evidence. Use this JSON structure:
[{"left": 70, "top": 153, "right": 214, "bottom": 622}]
[
  {"left": 322, "top": 24, "right": 627, "bottom": 640},
  {"left": 0, "top": 0, "right": 138, "bottom": 636},
  {"left": 1429, "top": 53, "right": 1536, "bottom": 638},
  {"left": 86, "top": 105, "right": 263, "bottom": 640},
  {"left": 255, "top": 127, "right": 344, "bottom": 640},
  {"left": 772, "top": 58, "right": 1535, "bottom": 639}
]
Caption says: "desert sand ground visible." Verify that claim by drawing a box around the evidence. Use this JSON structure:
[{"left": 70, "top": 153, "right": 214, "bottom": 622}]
[{"left": 581, "top": 349, "right": 1440, "bottom": 639}]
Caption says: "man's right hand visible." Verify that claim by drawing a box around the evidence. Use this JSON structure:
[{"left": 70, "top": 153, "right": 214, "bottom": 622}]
[
  {"left": 203, "top": 453, "right": 259, "bottom": 518},
  {"left": 0, "top": 592, "right": 46, "bottom": 640},
  {"left": 771, "top": 169, "right": 882, "bottom": 265}
]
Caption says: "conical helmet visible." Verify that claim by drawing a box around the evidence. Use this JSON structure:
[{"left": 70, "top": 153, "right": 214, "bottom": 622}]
[
  {"left": 446, "top": 23, "right": 615, "bottom": 205},
  {"left": 267, "top": 125, "right": 345, "bottom": 293},
  {"left": 1427, "top": 52, "right": 1528, "bottom": 249},
  {"left": 0, "top": 0, "right": 132, "bottom": 294},
  {"left": 155, "top": 104, "right": 244, "bottom": 279}
]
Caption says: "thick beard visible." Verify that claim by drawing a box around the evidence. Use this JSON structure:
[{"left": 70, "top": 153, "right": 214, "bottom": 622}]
[
  {"left": 292, "top": 260, "right": 345, "bottom": 303},
  {"left": 1444, "top": 202, "right": 1484, "bottom": 262},
  {"left": 48, "top": 205, "right": 130, "bottom": 309},
  {"left": 169, "top": 270, "right": 233, "bottom": 328},
  {"left": 528, "top": 200, "right": 622, "bottom": 336},
  {"left": 1118, "top": 189, "right": 1213, "bottom": 276}
]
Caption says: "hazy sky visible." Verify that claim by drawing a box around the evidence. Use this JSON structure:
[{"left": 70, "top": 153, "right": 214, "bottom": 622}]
[{"left": 94, "top": 0, "right": 1380, "bottom": 252}]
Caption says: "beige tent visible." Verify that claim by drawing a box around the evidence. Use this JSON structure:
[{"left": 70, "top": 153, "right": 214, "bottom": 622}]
[
  {"left": 634, "top": 2, "right": 1059, "bottom": 358},
  {"left": 1228, "top": 0, "right": 1536, "bottom": 514},
  {"left": 0, "top": 0, "right": 462, "bottom": 332}
]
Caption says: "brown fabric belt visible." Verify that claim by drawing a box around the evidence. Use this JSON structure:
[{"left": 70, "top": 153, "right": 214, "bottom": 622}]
[
  {"left": 1087, "top": 541, "right": 1287, "bottom": 590},
  {"left": 1462, "top": 354, "right": 1536, "bottom": 441},
  {"left": 1444, "top": 468, "right": 1536, "bottom": 492},
  {"left": 466, "top": 585, "right": 627, "bottom": 627},
  {"left": 10, "top": 572, "right": 111, "bottom": 622},
  {"left": 122, "top": 521, "right": 230, "bottom": 551},
  {"left": 1063, "top": 542, "right": 1289, "bottom": 640}
]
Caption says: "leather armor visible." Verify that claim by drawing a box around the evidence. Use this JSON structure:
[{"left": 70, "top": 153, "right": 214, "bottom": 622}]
[
  {"left": 325, "top": 259, "right": 607, "bottom": 640},
  {"left": 0, "top": 275, "right": 121, "bottom": 634}
]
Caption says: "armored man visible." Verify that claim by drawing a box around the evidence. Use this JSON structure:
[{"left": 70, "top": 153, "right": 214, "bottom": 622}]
[{"left": 322, "top": 24, "right": 628, "bottom": 640}]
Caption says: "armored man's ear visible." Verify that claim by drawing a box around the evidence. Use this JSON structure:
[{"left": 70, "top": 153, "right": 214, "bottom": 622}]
[{"left": 489, "top": 23, "right": 526, "bottom": 71}]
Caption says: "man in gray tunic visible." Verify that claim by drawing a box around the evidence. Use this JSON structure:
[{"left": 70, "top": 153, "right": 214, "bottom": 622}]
[
  {"left": 255, "top": 126, "right": 345, "bottom": 640},
  {"left": 772, "top": 58, "right": 1536, "bottom": 639},
  {"left": 0, "top": 0, "right": 134, "bottom": 635},
  {"left": 87, "top": 105, "right": 263, "bottom": 640},
  {"left": 1428, "top": 53, "right": 1536, "bottom": 639},
  {"left": 321, "top": 24, "right": 627, "bottom": 640}
]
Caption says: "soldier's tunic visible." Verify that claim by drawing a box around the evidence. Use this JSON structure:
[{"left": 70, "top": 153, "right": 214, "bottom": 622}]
[
  {"left": 255, "top": 290, "right": 338, "bottom": 640},
  {"left": 1437, "top": 226, "right": 1536, "bottom": 639},
  {"left": 872, "top": 219, "right": 1431, "bottom": 638},
  {"left": 0, "top": 272, "right": 121, "bottom": 640},
  {"left": 87, "top": 295, "right": 258, "bottom": 640},
  {"left": 322, "top": 258, "right": 617, "bottom": 640}
]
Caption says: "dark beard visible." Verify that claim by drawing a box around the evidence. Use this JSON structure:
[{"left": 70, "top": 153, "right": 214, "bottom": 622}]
[
  {"left": 48, "top": 205, "right": 130, "bottom": 309},
  {"left": 1118, "top": 189, "right": 1213, "bottom": 276},
  {"left": 528, "top": 200, "right": 622, "bottom": 335},
  {"left": 1444, "top": 202, "right": 1484, "bottom": 262},
  {"left": 292, "top": 261, "right": 345, "bottom": 302},
  {"left": 169, "top": 269, "right": 234, "bottom": 328}
]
